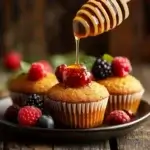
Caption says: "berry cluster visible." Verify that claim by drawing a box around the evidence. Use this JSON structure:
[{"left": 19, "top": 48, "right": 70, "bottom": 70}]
[
  {"left": 55, "top": 64, "right": 92, "bottom": 88},
  {"left": 4, "top": 94, "right": 54, "bottom": 128},
  {"left": 91, "top": 54, "right": 132, "bottom": 80}
]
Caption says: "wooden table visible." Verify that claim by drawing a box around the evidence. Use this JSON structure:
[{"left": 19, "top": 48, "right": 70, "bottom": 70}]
[{"left": 0, "top": 64, "right": 150, "bottom": 150}]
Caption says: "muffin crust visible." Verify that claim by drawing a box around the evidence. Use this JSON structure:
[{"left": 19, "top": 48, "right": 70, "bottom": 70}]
[
  {"left": 8, "top": 73, "right": 58, "bottom": 94},
  {"left": 47, "top": 81, "right": 109, "bottom": 103},
  {"left": 97, "top": 75, "right": 144, "bottom": 94}
]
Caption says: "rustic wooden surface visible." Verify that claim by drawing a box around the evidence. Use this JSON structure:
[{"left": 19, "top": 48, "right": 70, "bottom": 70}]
[{"left": 0, "top": 64, "right": 150, "bottom": 150}]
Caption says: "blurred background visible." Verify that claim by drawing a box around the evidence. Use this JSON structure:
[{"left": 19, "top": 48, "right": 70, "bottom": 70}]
[
  {"left": 0, "top": 0, "right": 150, "bottom": 63},
  {"left": 0, "top": 0, "right": 150, "bottom": 97}
]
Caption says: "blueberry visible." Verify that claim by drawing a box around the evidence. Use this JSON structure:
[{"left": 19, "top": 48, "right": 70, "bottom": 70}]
[{"left": 37, "top": 115, "right": 54, "bottom": 128}]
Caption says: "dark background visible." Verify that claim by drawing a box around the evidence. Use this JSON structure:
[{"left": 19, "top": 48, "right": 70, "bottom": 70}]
[{"left": 0, "top": 0, "right": 150, "bottom": 62}]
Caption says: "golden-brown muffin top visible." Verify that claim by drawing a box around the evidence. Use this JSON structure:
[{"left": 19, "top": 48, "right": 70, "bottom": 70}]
[
  {"left": 97, "top": 75, "right": 144, "bottom": 94},
  {"left": 47, "top": 81, "right": 109, "bottom": 103},
  {"left": 8, "top": 73, "right": 58, "bottom": 94}
]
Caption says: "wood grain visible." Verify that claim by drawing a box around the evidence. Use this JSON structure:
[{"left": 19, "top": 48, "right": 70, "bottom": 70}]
[
  {"left": 53, "top": 142, "right": 110, "bottom": 150},
  {"left": 0, "top": 142, "right": 110, "bottom": 150},
  {"left": 117, "top": 122, "right": 150, "bottom": 150}
]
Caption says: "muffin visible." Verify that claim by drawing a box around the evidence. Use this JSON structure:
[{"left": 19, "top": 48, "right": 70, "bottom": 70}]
[
  {"left": 92, "top": 55, "right": 144, "bottom": 114},
  {"left": 45, "top": 64, "right": 109, "bottom": 128},
  {"left": 8, "top": 62, "right": 58, "bottom": 106},
  {"left": 98, "top": 75, "right": 144, "bottom": 114},
  {"left": 0, "top": 86, "right": 9, "bottom": 98}
]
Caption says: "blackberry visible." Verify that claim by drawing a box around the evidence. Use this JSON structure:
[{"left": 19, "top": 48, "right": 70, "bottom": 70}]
[
  {"left": 91, "top": 58, "right": 112, "bottom": 79},
  {"left": 25, "top": 94, "right": 44, "bottom": 110}
]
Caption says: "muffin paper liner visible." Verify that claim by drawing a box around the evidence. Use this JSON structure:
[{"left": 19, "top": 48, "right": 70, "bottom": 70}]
[
  {"left": 45, "top": 97, "right": 108, "bottom": 128},
  {"left": 10, "top": 92, "right": 45, "bottom": 106},
  {"left": 107, "top": 90, "right": 144, "bottom": 114}
]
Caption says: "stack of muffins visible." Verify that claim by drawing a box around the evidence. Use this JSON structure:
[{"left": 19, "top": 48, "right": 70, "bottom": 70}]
[{"left": 7, "top": 55, "right": 144, "bottom": 129}]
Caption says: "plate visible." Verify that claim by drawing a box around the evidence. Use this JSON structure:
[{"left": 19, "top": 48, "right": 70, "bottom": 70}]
[{"left": 0, "top": 97, "right": 150, "bottom": 143}]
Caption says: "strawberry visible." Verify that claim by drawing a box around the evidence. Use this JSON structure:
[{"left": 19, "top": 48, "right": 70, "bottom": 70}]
[
  {"left": 18, "top": 106, "right": 42, "bottom": 126},
  {"left": 55, "top": 64, "right": 67, "bottom": 82},
  {"left": 105, "top": 110, "right": 131, "bottom": 125},
  {"left": 38, "top": 60, "right": 53, "bottom": 72},
  {"left": 63, "top": 65, "right": 92, "bottom": 88},
  {"left": 3, "top": 51, "right": 22, "bottom": 71},
  {"left": 28, "top": 62, "right": 47, "bottom": 81},
  {"left": 112, "top": 57, "right": 132, "bottom": 77}
]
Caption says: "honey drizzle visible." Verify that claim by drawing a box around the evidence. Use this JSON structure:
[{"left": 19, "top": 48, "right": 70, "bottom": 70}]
[{"left": 75, "top": 36, "right": 80, "bottom": 64}]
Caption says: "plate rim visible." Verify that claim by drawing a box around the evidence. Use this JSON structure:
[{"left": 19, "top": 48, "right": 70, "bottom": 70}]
[{"left": 0, "top": 99, "right": 150, "bottom": 132}]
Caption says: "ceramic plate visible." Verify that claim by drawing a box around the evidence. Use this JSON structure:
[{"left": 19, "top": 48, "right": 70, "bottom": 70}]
[{"left": 0, "top": 97, "right": 150, "bottom": 143}]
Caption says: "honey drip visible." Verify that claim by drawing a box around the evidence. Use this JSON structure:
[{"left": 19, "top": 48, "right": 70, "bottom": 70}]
[{"left": 75, "top": 36, "right": 80, "bottom": 64}]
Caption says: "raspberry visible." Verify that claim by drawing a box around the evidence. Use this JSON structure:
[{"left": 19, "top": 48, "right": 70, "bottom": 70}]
[
  {"left": 18, "top": 106, "right": 42, "bottom": 126},
  {"left": 112, "top": 57, "right": 132, "bottom": 77},
  {"left": 91, "top": 58, "right": 112, "bottom": 80},
  {"left": 123, "top": 109, "right": 135, "bottom": 118},
  {"left": 28, "top": 63, "right": 47, "bottom": 81},
  {"left": 105, "top": 110, "right": 131, "bottom": 125},
  {"left": 38, "top": 60, "right": 53, "bottom": 72},
  {"left": 24, "top": 94, "right": 44, "bottom": 111},
  {"left": 3, "top": 51, "right": 22, "bottom": 71},
  {"left": 55, "top": 64, "right": 67, "bottom": 82},
  {"left": 4, "top": 105, "right": 20, "bottom": 123},
  {"left": 63, "top": 65, "right": 92, "bottom": 88}
]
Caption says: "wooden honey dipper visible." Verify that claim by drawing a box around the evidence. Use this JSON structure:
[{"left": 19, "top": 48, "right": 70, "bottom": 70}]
[{"left": 73, "top": 0, "right": 131, "bottom": 38}]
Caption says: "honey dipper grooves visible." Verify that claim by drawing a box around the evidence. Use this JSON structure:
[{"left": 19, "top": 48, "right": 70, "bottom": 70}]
[{"left": 73, "top": 0, "right": 130, "bottom": 38}]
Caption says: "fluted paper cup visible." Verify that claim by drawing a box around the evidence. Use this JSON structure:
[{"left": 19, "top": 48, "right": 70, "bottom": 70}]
[
  {"left": 45, "top": 97, "right": 108, "bottom": 129},
  {"left": 106, "top": 90, "right": 144, "bottom": 114},
  {"left": 10, "top": 92, "right": 45, "bottom": 106}
]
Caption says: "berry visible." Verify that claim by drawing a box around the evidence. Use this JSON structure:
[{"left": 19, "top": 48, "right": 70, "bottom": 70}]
[
  {"left": 55, "top": 64, "right": 67, "bottom": 82},
  {"left": 91, "top": 58, "right": 112, "bottom": 80},
  {"left": 24, "top": 94, "right": 44, "bottom": 111},
  {"left": 112, "top": 57, "right": 132, "bottom": 77},
  {"left": 4, "top": 105, "right": 20, "bottom": 123},
  {"left": 123, "top": 110, "right": 135, "bottom": 118},
  {"left": 105, "top": 110, "right": 131, "bottom": 125},
  {"left": 28, "top": 63, "right": 47, "bottom": 81},
  {"left": 37, "top": 115, "right": 54, "bottom": 128},
  {"left": 3, "top": 51, "right": 22, "bottom": 71},
  {"left": 63, "top": 65, "right": 92, "bottom": 88},
  {"left": 18, "top": 106, "right": 42, "bottom": 126},
  {"left": 38, "top": 60, "right": 53, "bottom": 72}
]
